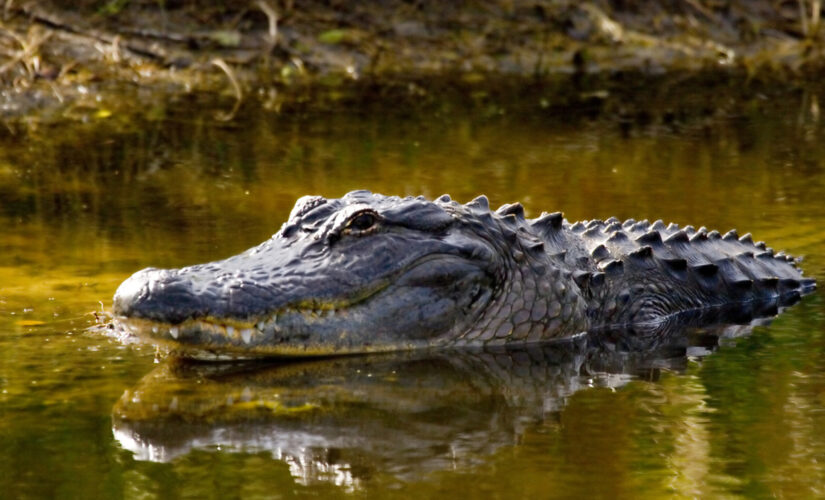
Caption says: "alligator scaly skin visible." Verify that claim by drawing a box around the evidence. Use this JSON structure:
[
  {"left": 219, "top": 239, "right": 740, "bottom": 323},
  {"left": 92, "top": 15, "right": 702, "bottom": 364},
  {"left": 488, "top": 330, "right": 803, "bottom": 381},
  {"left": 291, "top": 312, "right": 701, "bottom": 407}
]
[{"left": 427, "top": 194, "right": 815, "bottom": 347}]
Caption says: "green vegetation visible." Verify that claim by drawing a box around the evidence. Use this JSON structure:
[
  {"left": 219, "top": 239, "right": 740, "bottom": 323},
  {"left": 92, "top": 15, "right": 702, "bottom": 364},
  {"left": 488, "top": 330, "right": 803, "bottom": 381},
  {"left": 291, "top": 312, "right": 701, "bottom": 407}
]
[{"left": 1, "top": 1, "right": 825, "bottom": 122}]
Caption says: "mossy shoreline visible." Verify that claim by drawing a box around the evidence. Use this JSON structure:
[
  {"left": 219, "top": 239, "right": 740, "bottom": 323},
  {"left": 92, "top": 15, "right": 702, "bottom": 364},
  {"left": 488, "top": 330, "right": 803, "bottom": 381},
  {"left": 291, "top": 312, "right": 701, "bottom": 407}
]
[{"left": 2, "top": 1, "right": 824, "bottom": 121}]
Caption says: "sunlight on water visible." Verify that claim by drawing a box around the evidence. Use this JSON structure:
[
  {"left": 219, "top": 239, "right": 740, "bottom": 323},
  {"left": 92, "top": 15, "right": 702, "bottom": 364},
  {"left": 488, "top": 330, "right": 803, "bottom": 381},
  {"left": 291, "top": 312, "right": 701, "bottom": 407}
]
[{"left": 1, "top": 83, "right": 824, "bottom": 498}]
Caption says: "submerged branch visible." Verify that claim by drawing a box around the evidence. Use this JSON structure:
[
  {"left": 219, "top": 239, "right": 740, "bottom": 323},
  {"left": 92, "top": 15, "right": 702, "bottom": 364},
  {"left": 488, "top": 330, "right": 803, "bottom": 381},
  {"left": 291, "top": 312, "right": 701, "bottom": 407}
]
[{"left": 211, "top": 58, "right": 243, "bottom": 121}]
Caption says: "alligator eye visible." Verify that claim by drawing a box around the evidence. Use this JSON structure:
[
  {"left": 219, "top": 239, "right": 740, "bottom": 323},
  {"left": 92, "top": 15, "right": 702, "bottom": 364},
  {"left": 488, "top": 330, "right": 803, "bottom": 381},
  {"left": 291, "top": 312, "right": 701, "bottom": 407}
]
[{"left": 349, "top": 213, "right": 377, "bottom": 231}]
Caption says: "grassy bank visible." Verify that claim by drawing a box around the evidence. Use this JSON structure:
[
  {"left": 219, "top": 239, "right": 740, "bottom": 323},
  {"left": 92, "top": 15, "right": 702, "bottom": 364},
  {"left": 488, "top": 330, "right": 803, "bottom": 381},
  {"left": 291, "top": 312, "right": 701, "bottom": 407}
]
[{"left": 1, "top": 1, "right": 824, "bottom": 121}]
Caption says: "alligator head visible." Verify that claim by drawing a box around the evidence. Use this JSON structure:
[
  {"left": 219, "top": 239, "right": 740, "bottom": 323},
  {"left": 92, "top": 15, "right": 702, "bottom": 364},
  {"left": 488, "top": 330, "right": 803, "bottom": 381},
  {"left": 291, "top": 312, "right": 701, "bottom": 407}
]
[{"left": 113, "top": 191, "right": 575, "bottom": 358}]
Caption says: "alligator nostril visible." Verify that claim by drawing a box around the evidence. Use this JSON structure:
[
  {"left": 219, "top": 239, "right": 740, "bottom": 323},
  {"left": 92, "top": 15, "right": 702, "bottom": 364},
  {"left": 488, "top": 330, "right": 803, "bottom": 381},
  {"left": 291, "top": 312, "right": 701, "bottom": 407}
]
[
  {"left": 113, "top": 268, "right": 157, "bottom": 316},
  {"left": 113, "top": 268, "right": 203, "bottom": 323}
]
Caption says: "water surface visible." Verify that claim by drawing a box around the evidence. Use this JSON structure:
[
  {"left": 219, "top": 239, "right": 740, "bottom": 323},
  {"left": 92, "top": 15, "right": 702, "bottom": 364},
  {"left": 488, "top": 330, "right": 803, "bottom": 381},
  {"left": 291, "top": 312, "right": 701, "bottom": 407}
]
[{"left": 1, "top": 83, "right": 824, "bottom": 498}]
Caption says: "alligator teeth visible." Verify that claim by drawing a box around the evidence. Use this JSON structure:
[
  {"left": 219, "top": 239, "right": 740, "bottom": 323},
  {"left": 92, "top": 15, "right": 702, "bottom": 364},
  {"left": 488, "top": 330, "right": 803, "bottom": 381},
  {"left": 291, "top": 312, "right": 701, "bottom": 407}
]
[
  {"left": 241, "top": 328, "right": 253, "bottom": 344},
  {"left": 226, "top": 325, "right": 235, "bottom": 337},
  {"left": 169, "top": 326, "right": 179, "bottom": 339},
  {"left": 257, "top": 321, "right": 266, "bottom": 331}
]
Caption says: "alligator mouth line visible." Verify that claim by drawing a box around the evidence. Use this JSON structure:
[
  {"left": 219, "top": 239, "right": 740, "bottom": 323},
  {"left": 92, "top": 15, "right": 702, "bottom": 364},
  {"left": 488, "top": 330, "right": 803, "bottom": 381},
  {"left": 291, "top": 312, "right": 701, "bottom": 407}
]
[
  {"left": 115, "top": 295, "right": 381, "bottom": 346},
  {"left": 112, "top": 306, "right": 426, "bottom": 359}
]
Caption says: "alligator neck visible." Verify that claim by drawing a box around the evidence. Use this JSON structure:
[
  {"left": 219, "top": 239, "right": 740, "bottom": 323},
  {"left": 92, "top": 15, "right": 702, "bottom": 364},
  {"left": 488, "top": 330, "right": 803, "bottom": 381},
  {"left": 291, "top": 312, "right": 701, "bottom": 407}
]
[{"left": 452, "top": 232, "right": 591, "bottom": 346}]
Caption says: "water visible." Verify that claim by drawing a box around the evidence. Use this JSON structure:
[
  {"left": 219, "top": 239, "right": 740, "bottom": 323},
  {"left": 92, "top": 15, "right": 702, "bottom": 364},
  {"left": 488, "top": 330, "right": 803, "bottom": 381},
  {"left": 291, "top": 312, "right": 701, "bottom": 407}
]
[{"left": 1, "top": 81, "right": 824, "bottom": 498}]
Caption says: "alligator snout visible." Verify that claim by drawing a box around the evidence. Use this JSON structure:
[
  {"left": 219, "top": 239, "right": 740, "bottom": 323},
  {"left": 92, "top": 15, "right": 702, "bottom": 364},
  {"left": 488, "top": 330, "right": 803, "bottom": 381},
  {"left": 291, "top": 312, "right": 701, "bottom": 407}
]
[{"left": 113, "top": 268, "right": 207, "bottom": 324}]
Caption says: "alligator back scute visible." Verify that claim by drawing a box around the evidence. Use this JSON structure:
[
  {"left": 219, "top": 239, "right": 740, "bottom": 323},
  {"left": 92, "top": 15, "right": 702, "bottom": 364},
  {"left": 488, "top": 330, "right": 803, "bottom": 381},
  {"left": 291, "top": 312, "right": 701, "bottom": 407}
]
[{"left": 568, "top": 217, "right": 813, "bottom": 325}]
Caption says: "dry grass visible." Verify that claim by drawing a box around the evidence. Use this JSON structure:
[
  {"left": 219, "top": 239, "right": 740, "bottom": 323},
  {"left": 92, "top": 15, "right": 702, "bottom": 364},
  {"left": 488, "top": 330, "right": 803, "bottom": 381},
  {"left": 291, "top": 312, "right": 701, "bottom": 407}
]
[
  {"left": 799, "top": 0, "right": 823, "bottom": 39},
  {"left": 0, "top": 24, "right": 51, "bottom": 79}
]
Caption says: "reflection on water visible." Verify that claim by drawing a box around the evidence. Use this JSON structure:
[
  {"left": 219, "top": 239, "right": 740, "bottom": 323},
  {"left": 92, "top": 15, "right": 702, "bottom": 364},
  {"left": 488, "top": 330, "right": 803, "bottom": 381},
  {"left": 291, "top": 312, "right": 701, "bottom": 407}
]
[
  {"left": 111, "top": 306, "right": 791, "bottom": 490},
  {"left": 1, "top": 82, "right": 825, "bottom": 498},
  {"left": 113, "top": 320, "right": 732, "bottom": 487}
]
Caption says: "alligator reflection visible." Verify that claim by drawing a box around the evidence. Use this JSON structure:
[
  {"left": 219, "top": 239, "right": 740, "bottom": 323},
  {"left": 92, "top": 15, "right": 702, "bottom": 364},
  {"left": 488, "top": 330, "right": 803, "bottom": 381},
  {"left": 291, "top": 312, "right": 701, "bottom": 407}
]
[{"left": 112, "top": 307, "right": 782, "bottom": 488}]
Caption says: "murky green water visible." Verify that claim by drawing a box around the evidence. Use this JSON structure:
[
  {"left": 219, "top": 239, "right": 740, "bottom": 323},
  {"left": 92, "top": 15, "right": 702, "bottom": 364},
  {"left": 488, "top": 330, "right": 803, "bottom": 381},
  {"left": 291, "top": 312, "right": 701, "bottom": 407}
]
[{"left": 2, "top": 82, "right": 825, "bottom": 498}]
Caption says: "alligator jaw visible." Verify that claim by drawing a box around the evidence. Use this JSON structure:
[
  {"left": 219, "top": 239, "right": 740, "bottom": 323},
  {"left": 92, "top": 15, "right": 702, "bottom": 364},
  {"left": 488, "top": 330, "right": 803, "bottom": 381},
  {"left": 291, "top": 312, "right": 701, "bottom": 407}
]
[
  {"left": 112, "top": 276, "right": 429, "bottom": 358},
  {"left": 113, "top": 313, "right": 420, "bottom": 360}
]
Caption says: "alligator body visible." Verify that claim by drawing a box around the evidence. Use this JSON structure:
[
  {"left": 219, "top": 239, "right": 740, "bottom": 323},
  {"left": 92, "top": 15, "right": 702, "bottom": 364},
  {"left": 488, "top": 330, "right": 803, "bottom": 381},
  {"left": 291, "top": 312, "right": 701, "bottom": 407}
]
[{"left": 112, "top": 191, "right": 816, "bottom": 358}]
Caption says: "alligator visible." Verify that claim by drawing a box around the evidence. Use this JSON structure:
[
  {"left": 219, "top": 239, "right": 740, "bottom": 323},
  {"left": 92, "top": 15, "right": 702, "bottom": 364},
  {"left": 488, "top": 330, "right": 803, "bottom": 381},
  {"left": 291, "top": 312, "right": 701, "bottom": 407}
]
[{"left": 112, "top": 191, "right": 816, "bottom": 358}]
